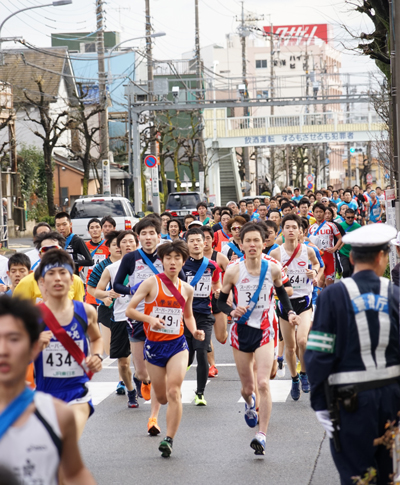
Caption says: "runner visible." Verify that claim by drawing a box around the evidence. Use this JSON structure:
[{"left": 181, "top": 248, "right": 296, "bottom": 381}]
[
  {"left": 85, "top": 218, "right": 110, "bottom": 307},
  {"left": 338, "top": 209, "right": 361, "bottom": 277},
  {"left": 183, "top": 228, "right": 221, "bottom": 405},
  {"left": 5, "top": 253, "right": 31, "bottom": 295},
  {"left": 202, "top": 225, "right": 229, "bottom": 377},
  {"left": 0, "top": 296, "right": 96, "bottom": 484},
  {"left": 308, "top": 202, "right": 342, "bottom": 287},
  {"left": 270, "top": 214, "right": 320, "bottom": 401},
  {"left": 126, "top": 240, "right": 205, "bottom": 458},
  {"left": 257, "top": 203, "right": 268, "bottom": 223},
  {"left": 197, "top": 201, "right": 211, "bottom": 225},
  {"left": 367, "top": 190, "right": 382, "bottom": 224},
  {"left": 160, "top": 212, "right": 172, "bottom": 240},
  {"left": 221, "top": 216, "right": 246, "bottom": 261},
  {"left": 54, "top": 212, "right": 93, "bottom": 276},
  {"left": 14, "top": 231, "right": 85, "bottom": 303},
  {"left": 93, "top": 230, "right": 140, "bottom": 408},
  {"left": 218, "top": 222, "right": 300, "bottom": 455},
  {"left": 167, "top": 218, "right": 183, "bottom": 242},
  {"left": 262, "top": 220, "right": 279, "bottom": 255},
  {"left": 113, "top": 218, "right": 168, "bottom": 434},
  {"left": 87, "top": 230, "right": 122, "bottom": 390},
  {"left": 100, "top": 215, "right": 117, "bottom": 236},
  {"left": 213, "top": 210, "right": 233, "bottom": 252},
  {"left": 34, "top": 249, "right": 103, "bottom": 439},
  {"left": 25, "top": 222, "right": 51, "bottom": 271}
]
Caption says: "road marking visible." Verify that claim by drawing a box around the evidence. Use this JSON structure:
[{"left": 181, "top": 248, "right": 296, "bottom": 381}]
[
  {"left": 88, "top": 380, "right": 209, "bottom": 406},
  {"left": 237, "top": 380, "right": 292, "bottom": 403},
  {"left": 87, "top": 382, "right": 119, "bottom": 405}
]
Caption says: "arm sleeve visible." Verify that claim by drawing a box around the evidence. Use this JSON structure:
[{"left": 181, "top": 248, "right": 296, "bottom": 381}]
[
  {"left": 274, "top": 284, "right": 293, "bottom": 313},
  {"left": 72, "top": 236, "right": 94, "bottom": 268},
  {"left": 114, "top": 253, "right": 134, "bottom": 295},
  {"left": 87, "top": 264, "right": 103, "bottom": 288},
  {"left": 216, "top": 291, "right": 234, "bottom": 315}
]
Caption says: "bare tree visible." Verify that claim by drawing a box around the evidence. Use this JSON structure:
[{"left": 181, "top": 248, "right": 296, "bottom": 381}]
[{"left": 23, "top": 79, "right": 71, "bottom": 215}]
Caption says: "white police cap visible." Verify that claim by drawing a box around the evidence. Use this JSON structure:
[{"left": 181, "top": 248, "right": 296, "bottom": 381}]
[
  {"left": 391, "top": 231, "right": 400, "bottom": 247},
  {"left": 342, "top": 223, "right": 397, "bottom": 251}
]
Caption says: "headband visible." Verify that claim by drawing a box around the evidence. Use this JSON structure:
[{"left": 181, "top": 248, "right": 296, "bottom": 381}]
[{"left": 41, "top": 262, "right": 74, "bottom": 278}]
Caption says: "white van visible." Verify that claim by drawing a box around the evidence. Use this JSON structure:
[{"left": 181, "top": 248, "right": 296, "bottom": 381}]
[{"left": 70, "top": 195, "right": 140, "bottom": 240}]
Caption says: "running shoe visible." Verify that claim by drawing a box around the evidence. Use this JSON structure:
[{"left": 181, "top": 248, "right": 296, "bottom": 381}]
[
  {"left": 159, "top": 438, "right": 173, "bottom": 458},
  {"left": 244, "top": 393, "right": 258, "bottom": 428},
  {"left": 127, "top": 389, "right": 139, "bottom": 408},
  {"left": 250, "top": 432, "right": 266, "bottom": 455},
  {"left": 141, "top": 382, "right": 151, "bottom": 401},
  {"left": 208, "top": 365, "right": 218, "bottom": 378},
  {"left": 148, "top": 417, "right": 161, "bottom": 436},
  {"left": 133, "top": 376, "right": 142, "bottom": 398},
  {"left": 194, "top": 394, "right": 207, "bottom": 406},
  {"left": 115, "top": 381, "right": 126, "bottom": 395},
  {"left": 300, "top": 373, "right": 310, "bottom": 393},
  {"left": 277, "top": 357, "right": 285, "bottom": 378},
  {"left": 291, "top": 378, "right": 301, "bottom": 401}
]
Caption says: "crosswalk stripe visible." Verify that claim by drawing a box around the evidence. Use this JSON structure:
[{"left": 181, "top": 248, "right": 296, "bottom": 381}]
[
  {"left": 237, "top": 380, "right": 292, "bottom": 403},
  {"left": 88, "top": 379, "right": 292, "bottom": 406}
]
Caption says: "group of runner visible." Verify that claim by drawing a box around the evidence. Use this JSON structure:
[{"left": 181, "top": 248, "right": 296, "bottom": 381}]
[{"left": 0, "top": 183, "right": 388, "bottom": 482}]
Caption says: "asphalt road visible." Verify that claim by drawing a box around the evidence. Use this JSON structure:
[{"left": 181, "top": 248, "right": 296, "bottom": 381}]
[{"left": 80, "top": 335, "right": 340, "bottom": 485}]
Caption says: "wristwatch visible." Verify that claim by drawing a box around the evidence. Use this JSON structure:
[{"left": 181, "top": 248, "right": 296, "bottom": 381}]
[
  {"left": 94, "top": 353, "right": 104, "bottom": 361},
  {"left": 287, "top": 311, "right": 297, "bottom": 316}
]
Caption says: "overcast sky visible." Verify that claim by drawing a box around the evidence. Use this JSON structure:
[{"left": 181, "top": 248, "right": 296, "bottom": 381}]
[{"left": 1, "top": 0, "right": 379, "bottom": 81}]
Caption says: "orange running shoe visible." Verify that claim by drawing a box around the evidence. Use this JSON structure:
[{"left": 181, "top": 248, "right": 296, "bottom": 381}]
[
  {"left": 148, "top": 417, "right": 161, "bottom": 436},
  {"left": 208, "top": 365, "right": 219, "bottom": 378},
  {"left": 141, "top": 382, "right": 151, "bottom": 401}
]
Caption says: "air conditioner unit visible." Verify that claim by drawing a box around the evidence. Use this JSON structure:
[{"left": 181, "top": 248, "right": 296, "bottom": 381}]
[{"left": 80, "top": 42, "right": 96, "bottom": 53}]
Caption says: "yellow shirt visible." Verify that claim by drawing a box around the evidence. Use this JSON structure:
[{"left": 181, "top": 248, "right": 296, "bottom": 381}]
[{"left": 14, "top": 272, "right": 85, "bottom": 303}]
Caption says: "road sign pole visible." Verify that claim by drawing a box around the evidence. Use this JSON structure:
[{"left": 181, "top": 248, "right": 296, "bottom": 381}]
[{"left": 152, "top": 167, "right": 160, "bottom": 213}]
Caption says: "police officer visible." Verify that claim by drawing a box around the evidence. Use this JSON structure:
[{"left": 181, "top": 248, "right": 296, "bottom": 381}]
[{"left": 304, "top": 223, "right": 400, "bottom": 485}]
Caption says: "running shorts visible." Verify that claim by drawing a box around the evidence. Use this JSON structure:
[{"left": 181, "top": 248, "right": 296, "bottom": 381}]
[
  {"left": 322, "top": 251, "right": 336, "bottom": 282},
  {"left": 277, "top": 295, "right": 312, "bottom": 321},
  {"left": 127, "top": 320, "right": 146, "bottom": 343},
  {"left": 98, "top": 305, "right": 113, "bottom": 329},
  {"left": 230, "top": 322, "right": 273, "bottom": 353},
  {"left": 52, "top": 383, "right": 94, "bottom": 416},
  {"left": 110, "top": 319, "right": 131, "bottom": 359},
  {"left": 143, "top": 335, "right": 189, "bottom": 367}
]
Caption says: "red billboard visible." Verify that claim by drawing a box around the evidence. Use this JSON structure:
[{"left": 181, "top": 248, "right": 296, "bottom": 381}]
[{"left": 263, "top": 24, "right": 330, "bottom": 45}]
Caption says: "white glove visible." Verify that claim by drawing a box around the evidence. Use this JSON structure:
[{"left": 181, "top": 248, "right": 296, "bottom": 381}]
[{"left": 316, "top": 410, "right": 335, "bottom": 439}]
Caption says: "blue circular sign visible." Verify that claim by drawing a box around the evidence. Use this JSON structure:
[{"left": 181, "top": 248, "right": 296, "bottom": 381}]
[
  {"left": 307, "top": 183, "right": 313, "bottom": 189},
  {"left": 144, "top": 155, "right": 157, "bottom": 168}
]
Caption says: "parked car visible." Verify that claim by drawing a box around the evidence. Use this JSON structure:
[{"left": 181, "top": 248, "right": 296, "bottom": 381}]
[
  {"left": 70, "top": 195, "right": 140, "bottom": 240},
  {"left": 165, "top": 192, "right": 204, "bottom": 222}
]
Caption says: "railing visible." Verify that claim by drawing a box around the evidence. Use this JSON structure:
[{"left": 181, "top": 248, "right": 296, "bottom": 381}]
[{"left": 204, "top": 110, "right": 386, "bottom": 139}]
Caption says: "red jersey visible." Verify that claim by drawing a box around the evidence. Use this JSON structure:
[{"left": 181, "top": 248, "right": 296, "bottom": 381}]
[{"left": 213, "top": 229, "right": 231, "bottom": 252}]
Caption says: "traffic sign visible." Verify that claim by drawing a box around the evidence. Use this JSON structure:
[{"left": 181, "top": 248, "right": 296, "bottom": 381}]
[
  {"left": 306, "top": 174, "right": 314, "bottom": 182},
  {"left": 144, "top": 155, "right": 157, "bottom": 168},
  {"left": 366, "top": 173, "right": 373, "bottom": 184},
  {"left": 307, "top": 183, "right": 313, "bottom": 190}
]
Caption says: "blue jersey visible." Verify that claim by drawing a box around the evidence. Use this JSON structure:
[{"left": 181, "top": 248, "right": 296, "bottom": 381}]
[
  {"left": 35, "top": 301, "right": 89, "bottom": 396},
  {"left": 182, "top": 257, "right": 218, "bottom": 314},
  {"left": 369, "top": 199, "right": 381, "bottom": 222}
]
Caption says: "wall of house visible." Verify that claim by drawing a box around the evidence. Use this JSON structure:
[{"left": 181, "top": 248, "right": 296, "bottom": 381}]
[{"left": 54, "top": 164, "right": 82, "bottom": 208}]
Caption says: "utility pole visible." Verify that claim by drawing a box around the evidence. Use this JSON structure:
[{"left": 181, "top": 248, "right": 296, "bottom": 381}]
[
  {"left": 96, "top": 0, "right": 109, "bottom": 194},
  {"left": 392, "top": 0, "right": 400, "bottom": 194},
  {"left": 269, "top": 22, "right": 277, "bottom": 190},
  {"left": 346, "top": 78, "right": 351, "bottom": 188},
  {"left": 146, "top": 0, "right": 160, "bottom": 212},
  {"left": 239, "top": 1, "right": 250, "bottom": 193},
  {"left": 194, "top": 0, "right": 205, "bottom": 197}
]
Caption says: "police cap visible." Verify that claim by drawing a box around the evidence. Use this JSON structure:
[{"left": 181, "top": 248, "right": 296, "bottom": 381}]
[{"left": 342, "top": 223, "right": 397, "bottom": 252}]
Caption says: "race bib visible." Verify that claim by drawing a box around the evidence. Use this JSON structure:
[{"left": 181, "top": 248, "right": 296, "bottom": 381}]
[
  {"left": 150, "top": 307, "right": 182, "bottom": 335},
  {"left": 42, "top": 340, "right": 84, "bottom": 378},
  {"left": 288, "top": 271, "right": 309, "bottom": 290},
  {"left": 220, "top": 240, "right": 229, "bottom": 250},
  {"left": 187, "top": 275, "right": 212, "bottom": 298},
  {"left": 93, "top": 254, "right": 106, "bottom": 265}
]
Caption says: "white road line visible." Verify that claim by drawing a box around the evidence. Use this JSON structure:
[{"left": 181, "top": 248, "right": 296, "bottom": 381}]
[
  {"left": 144, "top": 380, "right": 210, "bottom": 404},
  {"left": 87, "top": 382, "right": 120, "bottom": 405},
  {"left": 237, "top": 380, "right": 292, "bottom": 403}
]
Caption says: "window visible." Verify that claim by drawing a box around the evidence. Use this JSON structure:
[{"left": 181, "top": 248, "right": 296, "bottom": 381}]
[{"left": 256, "top": 60, "right": 267, "bottom": 69}]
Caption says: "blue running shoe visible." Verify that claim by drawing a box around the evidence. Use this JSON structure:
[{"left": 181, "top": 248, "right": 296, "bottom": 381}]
[
  {"left": 127, "top": 389, "right": 139, "bottom": 408},
  {"left": 250, "top": 432, "right": 266, "bottom": 455},
  {"left": 244, "top": 393, "right": 258, "bottom": 428},
  {"left": 116, "top": 381, "right": 126, "bottom": 395},
  {"left": 291, "top": 378, "right": 301, "bottom": 401},
  {"left": 300, "top": 373, "right": 310, "bottom": 393}
]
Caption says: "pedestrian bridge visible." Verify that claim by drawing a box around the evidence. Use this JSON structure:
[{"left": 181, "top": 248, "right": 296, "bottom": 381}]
[{"left": 203, "top": 109, "right": 387, "bottom": 148}]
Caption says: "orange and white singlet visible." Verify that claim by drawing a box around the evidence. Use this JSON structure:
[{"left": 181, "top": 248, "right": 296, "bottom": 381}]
[{"left": 144, "top": 275, "right": 184, "bottom": 342}]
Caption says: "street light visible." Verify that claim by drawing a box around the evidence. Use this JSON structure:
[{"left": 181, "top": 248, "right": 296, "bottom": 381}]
[
  {"left": 0, "top": 0, "right": 73, "bottom": 63},
  {"left": 106, "top": 32, "right": 166, "bottom": 82}
]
